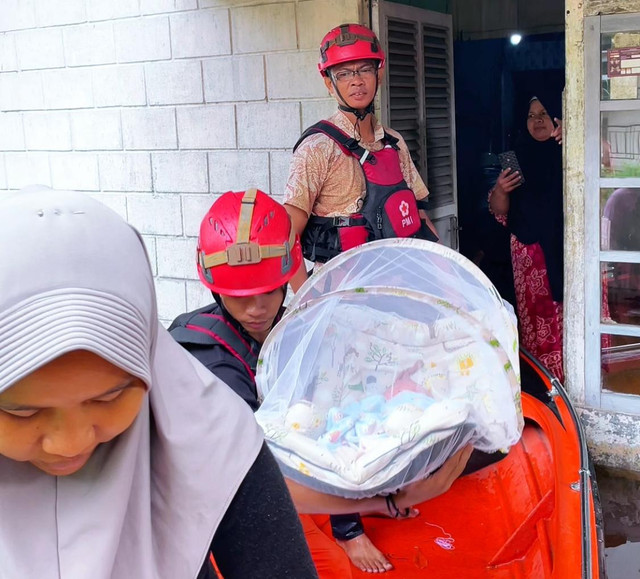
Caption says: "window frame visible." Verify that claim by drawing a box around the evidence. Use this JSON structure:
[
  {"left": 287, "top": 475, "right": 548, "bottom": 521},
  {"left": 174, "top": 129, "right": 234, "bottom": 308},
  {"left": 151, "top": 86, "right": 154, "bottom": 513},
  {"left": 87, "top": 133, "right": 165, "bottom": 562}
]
[{"left": 585, "top": 13, "right": 640, "bottom": 413}]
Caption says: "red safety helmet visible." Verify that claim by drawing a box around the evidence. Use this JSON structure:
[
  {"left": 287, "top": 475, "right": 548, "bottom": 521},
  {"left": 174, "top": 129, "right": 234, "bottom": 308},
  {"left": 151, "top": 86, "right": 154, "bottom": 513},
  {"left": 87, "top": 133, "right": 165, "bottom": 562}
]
[
  {"left": 318, "top": 23, "right": 385, "bottom": 77},
  {"left": 197, "top": 189, "right": 303, "bottom": 296}
]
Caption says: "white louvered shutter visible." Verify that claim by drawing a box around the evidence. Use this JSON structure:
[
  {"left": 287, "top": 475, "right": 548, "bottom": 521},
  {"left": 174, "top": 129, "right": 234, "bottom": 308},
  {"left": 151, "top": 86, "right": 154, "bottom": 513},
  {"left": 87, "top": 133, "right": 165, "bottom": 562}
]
[
  {"left": 381, "top": 4, "right": 458, "bottom": 247},
  {"left": 387, "top": 19, "right": 424, "bottom": 174},
  {"left": 423, "top": 23, "right": 455, "bottom": 207}
]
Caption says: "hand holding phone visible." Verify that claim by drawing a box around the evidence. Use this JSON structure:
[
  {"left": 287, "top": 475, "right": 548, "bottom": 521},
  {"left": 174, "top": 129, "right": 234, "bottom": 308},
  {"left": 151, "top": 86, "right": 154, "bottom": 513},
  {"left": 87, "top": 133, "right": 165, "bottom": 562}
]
[{"left": 498, "top": 151, "right": 525, "bottom": 185}]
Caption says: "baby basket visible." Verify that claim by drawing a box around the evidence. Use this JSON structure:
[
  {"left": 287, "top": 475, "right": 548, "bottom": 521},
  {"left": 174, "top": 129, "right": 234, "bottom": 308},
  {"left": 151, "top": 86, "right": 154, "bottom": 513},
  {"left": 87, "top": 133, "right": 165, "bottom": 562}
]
[{"left": 255, "top": 238, "right": 523, "bottom": 498}]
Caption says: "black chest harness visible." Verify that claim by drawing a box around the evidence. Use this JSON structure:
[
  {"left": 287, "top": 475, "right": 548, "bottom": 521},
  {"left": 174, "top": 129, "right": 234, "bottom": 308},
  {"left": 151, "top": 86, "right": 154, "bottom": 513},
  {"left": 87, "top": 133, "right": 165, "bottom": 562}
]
[
  {"left": 169, "top": 306, "right": 259, "bottom": 380},
  {"left": 294, "top": 121, "right": 437, "bottom": 263}
]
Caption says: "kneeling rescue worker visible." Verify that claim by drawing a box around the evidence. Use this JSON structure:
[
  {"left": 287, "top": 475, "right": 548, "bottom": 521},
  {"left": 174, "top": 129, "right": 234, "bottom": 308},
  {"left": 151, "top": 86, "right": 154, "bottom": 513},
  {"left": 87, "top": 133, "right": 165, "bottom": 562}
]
[{"left": 169, "top": 189, "right": 470, "bottom": 576}]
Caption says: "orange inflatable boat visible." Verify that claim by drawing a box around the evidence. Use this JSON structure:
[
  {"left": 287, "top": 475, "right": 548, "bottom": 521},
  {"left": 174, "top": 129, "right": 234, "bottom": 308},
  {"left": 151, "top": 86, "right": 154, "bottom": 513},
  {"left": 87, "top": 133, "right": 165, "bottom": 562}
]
[{"left": 308, "top": 349, "right": 605, "bottom": 578}]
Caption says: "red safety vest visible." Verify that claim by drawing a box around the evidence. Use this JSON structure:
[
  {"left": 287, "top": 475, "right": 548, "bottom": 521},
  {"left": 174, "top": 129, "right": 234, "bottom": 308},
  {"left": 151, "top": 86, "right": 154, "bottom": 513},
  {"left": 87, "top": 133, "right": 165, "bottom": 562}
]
[{"left": 294, "top": 121, "right": 437, "bottom": 263}]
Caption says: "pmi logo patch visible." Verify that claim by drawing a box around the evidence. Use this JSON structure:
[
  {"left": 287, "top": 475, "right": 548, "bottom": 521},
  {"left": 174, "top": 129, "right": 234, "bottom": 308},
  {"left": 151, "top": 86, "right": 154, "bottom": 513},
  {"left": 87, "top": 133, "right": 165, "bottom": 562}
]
[{"left": 399, "top": 200, "right": 414, "bottom": 228}]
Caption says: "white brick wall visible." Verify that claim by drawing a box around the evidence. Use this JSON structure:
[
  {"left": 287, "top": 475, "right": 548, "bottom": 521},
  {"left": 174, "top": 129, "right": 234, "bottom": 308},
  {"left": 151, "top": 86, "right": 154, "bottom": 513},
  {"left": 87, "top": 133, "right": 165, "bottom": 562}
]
[
  {"left": 122, "top": 108, "right": 177, "bottom": 150},
  {"left": 270, "top": 150, "right": 294, "bottom": 200},
  {"left": 297, "top": 0, "right": 361, "bottom": 49},
  {"left": 35, "top": 0, "right": 86, "bottom": 27},
  {"left": 176, "top": 105, "right": 236, "bottom": 149},
  {"left": 170, "top": 10, "right": 231, "bottom": 58},
  {"left": 203, "top": 55, "right": 266, "bottom": 102},
  {"left": 42, "top": 68, "right": 93, "bottom": 109},
  {"left": 64, "top": 23, "right": 116, "bottom": 67},
  {"left": 86, "top": 0, "right": 139, "bottom": 22},
  {"left": 232, "top": 4, "right": 297, "bottom": 54},
  {"left": 0, "top": 33, "right": 18, "bottom": 71},
  {"left": 92, "top": 65, "right": 146, "bottom": 107},
  {"left": 145, "top": 61, "right": 204, "bottom": 105},
  {"left": 156, "top": 236, "right": 200, "bottom": 280},
  {"left": 237, "top": 102, "right": 301, "bottom": 149},
  {"left": 0, "top": 113, "right": 25, "bottom": 150},
  {"left": 0, "top": 0, "right": 37, "bottom": 32},
  {"left": 0, "top": 156, "right": 7, "bottom": 189},
  {"left": 0, "top": 0, "right": 362, "bottom": 324},
  {"left": 114, "top": 17, "right": 171, "bottom": 63},
  {"left": 71, "top": 109, "right": 123, "bottom": 150},
  {"left": 99, "top": 153, "right": 153, "bottom": 192},
  {"left": 50, "top": 153, "right": 100, "bottom": 190},
  {"left": 0, "top": 71, "right": 44, "bottom": 110},
  {"left": 155, "top": 277, "right": 187, "bottom": 321},
  {"left": 302, "top": 98, "right": 338, "bottom": 127},
  {"left": 266, "top": 51, "right": 326, "bottom": 99},
  {"left": 5, "top": 152, "right": 51, "bottom": 188},
  {"left": 208, "top": 150, "right": 270, "bottom": 193},
  {"left": 142, "top": 0, "right": 197, "bottom": 16},
  {"left": 152, "top": 152, "right": 208, "bottom": 193},
  {"left": 23, "top": 112, "right": 72, "bottom": 151},
  {"left": 182, "top": 193, "right": 217, "bottom": 237},
  {"left": 15, "top": 28, "right": 65, "bottom": 70},
  {"left": 128, "top": 193, "right": 184, "bottom": 235}
]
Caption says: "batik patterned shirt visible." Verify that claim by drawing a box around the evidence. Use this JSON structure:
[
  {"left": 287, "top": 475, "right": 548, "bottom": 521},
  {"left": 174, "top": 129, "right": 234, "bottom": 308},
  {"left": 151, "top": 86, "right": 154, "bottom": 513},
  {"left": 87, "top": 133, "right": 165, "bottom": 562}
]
[{"left": 284, "top": 110, "right": 428, "bottom": 218}]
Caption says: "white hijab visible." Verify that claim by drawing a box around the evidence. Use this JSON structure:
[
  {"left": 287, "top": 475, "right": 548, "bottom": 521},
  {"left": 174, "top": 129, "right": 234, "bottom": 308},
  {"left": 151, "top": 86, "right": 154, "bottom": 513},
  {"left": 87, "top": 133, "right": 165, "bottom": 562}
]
[{"left": 0, "top": 187, "right": 263, "bottom": 579}]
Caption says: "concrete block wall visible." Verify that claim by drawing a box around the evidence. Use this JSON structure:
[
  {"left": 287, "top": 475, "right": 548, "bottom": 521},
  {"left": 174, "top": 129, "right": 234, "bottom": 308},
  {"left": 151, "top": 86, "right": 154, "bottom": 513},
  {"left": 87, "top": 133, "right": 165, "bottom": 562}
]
[{"left": 0, "top": 0, "right": 361, "bottom": 324}]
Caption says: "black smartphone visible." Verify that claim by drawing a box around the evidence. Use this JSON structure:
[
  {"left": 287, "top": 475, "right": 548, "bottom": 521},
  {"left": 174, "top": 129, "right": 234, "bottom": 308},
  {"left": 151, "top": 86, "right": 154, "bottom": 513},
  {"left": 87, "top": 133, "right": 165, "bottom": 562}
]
[{"left": 498, "top": 151, "right": 525, "bottom": 185}]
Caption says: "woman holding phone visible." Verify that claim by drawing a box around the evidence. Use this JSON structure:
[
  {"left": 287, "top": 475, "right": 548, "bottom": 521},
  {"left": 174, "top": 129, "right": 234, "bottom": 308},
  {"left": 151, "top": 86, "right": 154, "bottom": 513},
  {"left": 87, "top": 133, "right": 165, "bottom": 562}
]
[{"left": 489, "top": 92, "right": 564, "bottom": 382}]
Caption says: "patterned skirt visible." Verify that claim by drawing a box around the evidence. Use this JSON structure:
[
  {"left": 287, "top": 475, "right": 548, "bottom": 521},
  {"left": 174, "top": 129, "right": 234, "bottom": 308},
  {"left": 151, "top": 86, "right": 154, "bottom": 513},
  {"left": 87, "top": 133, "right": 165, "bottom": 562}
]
[{"left": 510, "top": 235, "right": 564, "bottom": 383}]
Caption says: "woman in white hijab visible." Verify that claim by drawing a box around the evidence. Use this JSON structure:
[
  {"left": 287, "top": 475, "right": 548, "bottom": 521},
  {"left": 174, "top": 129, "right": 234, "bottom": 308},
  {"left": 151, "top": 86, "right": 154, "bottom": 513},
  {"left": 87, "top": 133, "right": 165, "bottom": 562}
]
[{"left": 0, "top": 187, "right": 318, "bottom": 579}]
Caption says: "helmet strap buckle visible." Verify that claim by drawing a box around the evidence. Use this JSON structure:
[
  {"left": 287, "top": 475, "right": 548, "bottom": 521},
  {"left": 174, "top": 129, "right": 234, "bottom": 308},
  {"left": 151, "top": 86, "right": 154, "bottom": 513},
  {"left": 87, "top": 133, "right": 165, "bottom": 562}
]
[
  {"left": 336, "top": 31, "right": 358, "bottom": 46},
  {"left": 281, "top": 241, "right": 293, "bottom": 274},
  {"left": 227, "top": 242, "right": 262, "bottom": 266}
]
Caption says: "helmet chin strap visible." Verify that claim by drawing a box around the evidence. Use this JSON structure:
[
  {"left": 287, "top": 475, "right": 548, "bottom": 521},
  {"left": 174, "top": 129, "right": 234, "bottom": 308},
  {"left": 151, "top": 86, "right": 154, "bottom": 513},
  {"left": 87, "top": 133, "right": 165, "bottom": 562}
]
[{"left": 338, "top": 102, "right": 374, "bottom": 121}]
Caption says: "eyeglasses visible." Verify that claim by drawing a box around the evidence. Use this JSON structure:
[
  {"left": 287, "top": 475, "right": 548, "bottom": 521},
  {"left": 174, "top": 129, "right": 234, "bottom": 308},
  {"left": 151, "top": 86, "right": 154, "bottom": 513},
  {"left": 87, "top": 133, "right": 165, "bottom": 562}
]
[{"left": 332, "top": 65, "right": 377, "bottom": 83}]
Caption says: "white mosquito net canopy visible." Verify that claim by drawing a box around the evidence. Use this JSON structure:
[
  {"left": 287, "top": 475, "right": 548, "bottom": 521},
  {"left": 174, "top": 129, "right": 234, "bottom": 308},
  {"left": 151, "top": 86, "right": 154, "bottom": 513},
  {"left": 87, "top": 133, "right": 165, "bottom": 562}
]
[{"left": 256, "top": 239, "right": 523, "bottom": 498}]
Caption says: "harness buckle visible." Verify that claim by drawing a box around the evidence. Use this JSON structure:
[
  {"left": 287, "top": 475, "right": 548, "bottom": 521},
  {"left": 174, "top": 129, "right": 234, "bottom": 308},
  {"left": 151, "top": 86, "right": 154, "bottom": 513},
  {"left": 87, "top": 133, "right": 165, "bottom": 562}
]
[{"left": 333, "top": 216, "right": 351, "bottom": 227}]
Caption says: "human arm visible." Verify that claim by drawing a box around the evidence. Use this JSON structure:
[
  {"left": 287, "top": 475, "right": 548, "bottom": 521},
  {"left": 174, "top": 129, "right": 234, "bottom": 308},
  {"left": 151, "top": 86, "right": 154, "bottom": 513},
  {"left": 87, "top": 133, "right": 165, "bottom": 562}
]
[
  {"left": 286, "top": 444, "right": 472, "bottom": 515},
  {"left": 285, "top": 203, "right": 311, "bottom": 292},
  {"left": 205, "top": 443, "right": 318, "bottom": 579},
  {"left": 283, "top": 134, "right": 336, "bottom": 291},
  {"left": 418, "top": 208, "right": 440, "bottom": 241},
  {"left": 488, "top": 169, "right": 523, "bottom": 216}
]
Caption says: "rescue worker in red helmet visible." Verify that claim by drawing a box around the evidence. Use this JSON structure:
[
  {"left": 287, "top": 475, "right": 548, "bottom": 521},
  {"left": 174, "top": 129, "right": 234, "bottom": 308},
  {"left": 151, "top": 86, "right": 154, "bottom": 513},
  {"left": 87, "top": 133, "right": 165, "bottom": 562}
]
[
  {"left": 170, "top": 189, "right": 471, "bottom": 577},
  {"left": 169, "top": 188, "right": 303, "bottom": 411},
  {"left": 283, "top": 23, "right": 441, "bottom": 573},
  {"left": 284, "top": 23, "right": 440, "bottom": 297}
]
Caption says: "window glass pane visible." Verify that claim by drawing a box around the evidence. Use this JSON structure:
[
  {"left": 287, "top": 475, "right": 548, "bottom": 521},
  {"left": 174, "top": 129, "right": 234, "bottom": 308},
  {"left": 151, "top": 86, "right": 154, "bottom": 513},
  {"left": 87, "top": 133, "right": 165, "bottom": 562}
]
[
  {"left": 601, "top": 112, "right": 640, "bottom": 177},
  {"left": 601, "top": 188, "right": 640, "bottom": 250},
  {"left": 603, "top": 261, "right": 640, "bottom": 325},
  {"left": 601, "top": 31, "right": 640, "bottom": 101},
  {"left": 602, "top": 333, "right": 640, "bottom": 395}
]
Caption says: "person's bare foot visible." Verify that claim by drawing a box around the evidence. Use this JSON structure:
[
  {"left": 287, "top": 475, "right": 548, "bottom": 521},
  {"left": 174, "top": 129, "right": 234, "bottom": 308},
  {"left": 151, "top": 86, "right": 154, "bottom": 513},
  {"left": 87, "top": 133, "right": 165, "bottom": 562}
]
[{"left": 336, "top": 533, "right": 393, "bottom": 573}]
